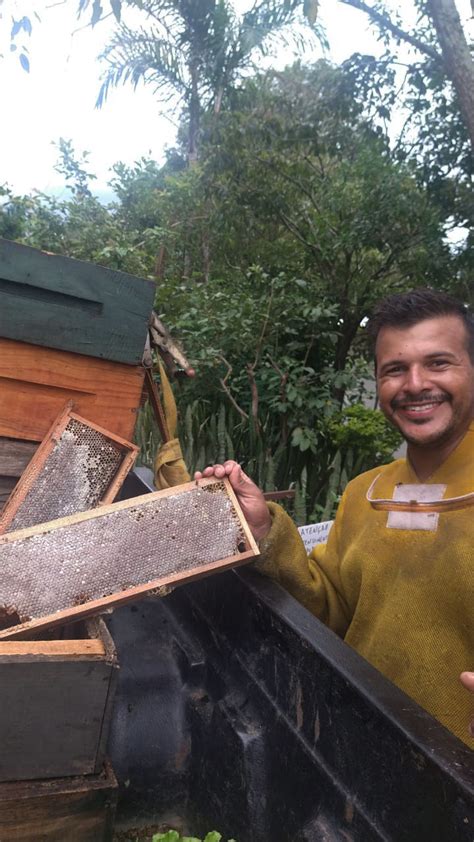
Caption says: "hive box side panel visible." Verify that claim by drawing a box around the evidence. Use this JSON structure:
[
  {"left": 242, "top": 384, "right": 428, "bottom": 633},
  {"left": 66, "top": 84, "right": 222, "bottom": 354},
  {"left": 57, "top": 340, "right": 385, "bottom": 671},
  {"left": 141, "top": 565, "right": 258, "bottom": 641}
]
[
  {"left": 0, "top": 618, "right": 118, "bottom": 782},
  {"left": 0, "top": 439, "right": 38, "bottom": 477},
  {"left": 0, "top": 339, "right": 144, "bottom": 442},
  {"left": 0, "top": 661, "right": 112, "bottom": 782},
  {"left": 0, "top": 763, "right": 117, "bottom": 842},
  {"left": 0, "top": 439, "right": 38, "bottom": 513},
  {"left": 0, "top": 238, "right": 155, "bottom": 364}
]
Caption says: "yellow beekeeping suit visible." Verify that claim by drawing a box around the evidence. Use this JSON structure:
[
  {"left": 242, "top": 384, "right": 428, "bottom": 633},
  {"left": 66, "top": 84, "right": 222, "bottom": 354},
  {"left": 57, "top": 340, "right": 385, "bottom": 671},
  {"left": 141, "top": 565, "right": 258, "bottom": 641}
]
[
  {"left": 258, "top": 422, "right": 474, "bottom": 747},
  {"left": 153, "top": 359, "right": 190, "bottom": 490}
]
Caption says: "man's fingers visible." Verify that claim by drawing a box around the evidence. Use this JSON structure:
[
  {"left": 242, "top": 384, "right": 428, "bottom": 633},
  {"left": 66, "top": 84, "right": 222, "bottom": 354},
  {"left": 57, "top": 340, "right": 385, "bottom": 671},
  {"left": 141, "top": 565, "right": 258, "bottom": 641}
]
[
  {"left": 460, "top": 671, "right": 474, "bottom": 691},
  {"left": 194, "top": 461, "right": 240, "bottom": 481},
  {"left": 460, "top": 673, "right": 474, "bottom": 737},
  {"left": 193, "top": 460, "right": 270, "bottom": 542}
]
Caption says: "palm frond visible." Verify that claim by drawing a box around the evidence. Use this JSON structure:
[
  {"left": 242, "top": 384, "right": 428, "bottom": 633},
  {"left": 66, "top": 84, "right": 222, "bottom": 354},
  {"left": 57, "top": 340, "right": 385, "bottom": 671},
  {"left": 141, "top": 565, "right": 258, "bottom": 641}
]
[{"left": 96, "top": 26, "right": 187, "bottom": 107}]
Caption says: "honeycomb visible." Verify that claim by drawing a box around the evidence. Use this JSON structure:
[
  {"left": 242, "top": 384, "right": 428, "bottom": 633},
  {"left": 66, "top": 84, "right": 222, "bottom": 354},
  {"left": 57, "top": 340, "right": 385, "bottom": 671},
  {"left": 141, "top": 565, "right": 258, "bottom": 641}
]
[
  {"left": 6, "top": 418, "right": 127, "bottom": 532},
  {"left": 0, "top": 482, "right": 246, "bottom": 627}
]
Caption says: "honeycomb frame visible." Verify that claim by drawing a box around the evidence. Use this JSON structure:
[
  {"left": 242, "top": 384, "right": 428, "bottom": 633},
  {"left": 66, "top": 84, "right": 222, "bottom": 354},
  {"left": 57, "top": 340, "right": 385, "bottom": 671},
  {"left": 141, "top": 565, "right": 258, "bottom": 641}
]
[
  {"left": 0, "top": 477, "right": 259, "bottom": 639},
  {"left": 0, "top": 402, "right": 138, "bottom": 535}
]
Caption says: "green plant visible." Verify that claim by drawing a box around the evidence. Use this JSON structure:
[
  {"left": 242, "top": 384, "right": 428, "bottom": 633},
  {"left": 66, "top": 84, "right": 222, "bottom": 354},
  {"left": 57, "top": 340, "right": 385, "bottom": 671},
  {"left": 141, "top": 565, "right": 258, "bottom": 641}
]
[{"left": 152, "top": 831, "right": 236, "bottom": 842}]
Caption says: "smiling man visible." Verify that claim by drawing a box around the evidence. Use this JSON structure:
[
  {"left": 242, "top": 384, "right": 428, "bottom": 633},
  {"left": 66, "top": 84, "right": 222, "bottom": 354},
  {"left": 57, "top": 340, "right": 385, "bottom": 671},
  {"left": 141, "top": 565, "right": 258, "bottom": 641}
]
[{"left": 197, "top": 289, "right": 474, "bottom": 747}]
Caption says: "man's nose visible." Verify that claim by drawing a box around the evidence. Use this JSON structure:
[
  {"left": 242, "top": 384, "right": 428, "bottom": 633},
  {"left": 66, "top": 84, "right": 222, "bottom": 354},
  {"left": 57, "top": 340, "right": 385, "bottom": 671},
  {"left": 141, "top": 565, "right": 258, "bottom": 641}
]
[{"left": 404, "top": 364, "right": 428, "bottom": 392}]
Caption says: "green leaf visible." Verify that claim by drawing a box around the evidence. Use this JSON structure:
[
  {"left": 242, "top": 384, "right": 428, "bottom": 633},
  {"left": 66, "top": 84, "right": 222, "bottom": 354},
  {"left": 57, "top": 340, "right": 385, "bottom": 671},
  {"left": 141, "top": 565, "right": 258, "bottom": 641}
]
[
  {"left": 303, "top": 0, "right": 319, "bottom": 24},
  {"left": 91, "top": 0, "right": 103, "bottom": 26},
  {"left": 110, "top": 0, "right": 121, "bottom": 21}
]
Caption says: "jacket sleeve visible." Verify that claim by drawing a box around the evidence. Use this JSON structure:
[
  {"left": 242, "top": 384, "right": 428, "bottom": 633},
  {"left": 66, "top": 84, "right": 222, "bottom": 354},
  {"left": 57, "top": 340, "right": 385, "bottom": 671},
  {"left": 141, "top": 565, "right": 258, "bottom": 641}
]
[{"left": 255, "top": 498, "right": 352, "bottom": 638}]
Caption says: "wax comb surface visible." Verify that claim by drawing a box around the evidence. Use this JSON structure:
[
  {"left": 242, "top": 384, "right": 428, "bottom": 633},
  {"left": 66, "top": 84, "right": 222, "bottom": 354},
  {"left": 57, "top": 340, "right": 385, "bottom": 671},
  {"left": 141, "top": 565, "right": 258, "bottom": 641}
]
[
  {"left": 0, "top": 405, "right": 138, "bottom": 534},
  {"left": 0, "top": 478, "right": 259, "bottom": 638}
]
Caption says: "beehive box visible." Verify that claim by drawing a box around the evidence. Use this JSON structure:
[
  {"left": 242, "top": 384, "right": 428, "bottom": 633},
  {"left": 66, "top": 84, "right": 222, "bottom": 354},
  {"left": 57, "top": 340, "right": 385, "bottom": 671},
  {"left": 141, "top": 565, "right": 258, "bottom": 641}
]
[
  {"left": 0, "top": 617, "right": 118, "bottom": 782},
  {"left": 0, "top": 760, "right": 117, "bottom": 842},
  {"left": 0, "top": 338, "right": 145, "bottom": 442},
  {"left": 0, "top": 238, "right": 155, "bottom": 364}
]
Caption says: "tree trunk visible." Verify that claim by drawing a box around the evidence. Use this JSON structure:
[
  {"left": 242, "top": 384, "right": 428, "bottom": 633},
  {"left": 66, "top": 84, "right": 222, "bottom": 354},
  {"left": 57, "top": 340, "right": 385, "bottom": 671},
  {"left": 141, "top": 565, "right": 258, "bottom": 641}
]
[
  {"left": 332, "top": 317, "right": 361, "bottom": 406},
  {"left": 426, "top": 0, "right": 474, "bottom": 154},
  {"left": 187, "top": 59, "right": 200, "bottom": 166}
]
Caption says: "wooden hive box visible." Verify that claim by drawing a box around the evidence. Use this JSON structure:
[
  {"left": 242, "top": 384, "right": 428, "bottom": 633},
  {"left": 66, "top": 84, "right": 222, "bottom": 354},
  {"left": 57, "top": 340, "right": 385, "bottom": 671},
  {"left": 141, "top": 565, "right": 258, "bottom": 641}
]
[
  {"left": 0, "top": 238, "right": 155, "bottom": 365},
  {"left": 0, "top": 338, "right": 145, "bottom": 443},
  {"left": 0, "top": 618, "right": 119, "bottom": 783},
  {"left": 0, "top": 760, "right": 117, "bottom": 842}
]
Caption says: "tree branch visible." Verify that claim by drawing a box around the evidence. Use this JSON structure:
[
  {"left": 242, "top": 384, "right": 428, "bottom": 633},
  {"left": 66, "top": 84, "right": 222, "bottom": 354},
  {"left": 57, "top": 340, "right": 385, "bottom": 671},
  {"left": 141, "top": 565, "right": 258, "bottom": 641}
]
[
  {"left": 339, "top": 0, "right": 441, "bottom": 62},
  {"left": 217, "top": 355, "right": 249, "bottom": 420}
]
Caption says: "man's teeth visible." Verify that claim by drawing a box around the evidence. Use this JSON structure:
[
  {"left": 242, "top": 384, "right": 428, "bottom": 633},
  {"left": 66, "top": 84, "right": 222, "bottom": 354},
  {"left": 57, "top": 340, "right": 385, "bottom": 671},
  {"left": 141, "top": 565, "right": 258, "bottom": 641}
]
[{"left": 402, "top": 402, "right": 440, "bottom": 412}]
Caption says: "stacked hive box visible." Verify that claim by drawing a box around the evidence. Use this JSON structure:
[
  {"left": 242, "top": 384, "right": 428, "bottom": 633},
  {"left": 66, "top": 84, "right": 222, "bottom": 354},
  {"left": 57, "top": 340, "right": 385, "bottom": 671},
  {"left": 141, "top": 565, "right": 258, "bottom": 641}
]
[{"left": 0, "top": 238, "right": 156, "bottom": 841}]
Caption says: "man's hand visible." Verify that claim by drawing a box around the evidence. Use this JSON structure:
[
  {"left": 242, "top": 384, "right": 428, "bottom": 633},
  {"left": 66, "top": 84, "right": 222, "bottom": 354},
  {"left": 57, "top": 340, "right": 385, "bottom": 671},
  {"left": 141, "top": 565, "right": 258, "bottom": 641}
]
[
  {"left": 460, "top": 672, "right": 474, "bottom": 737},
  {"left": 195, "top": 460, "right": 271, "bottom": 542}
]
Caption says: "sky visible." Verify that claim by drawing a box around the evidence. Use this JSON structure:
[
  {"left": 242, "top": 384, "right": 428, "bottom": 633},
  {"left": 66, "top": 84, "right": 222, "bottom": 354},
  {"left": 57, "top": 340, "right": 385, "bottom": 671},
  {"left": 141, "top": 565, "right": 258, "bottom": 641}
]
[{"left": 0, "top": 0, "right": 471, "bottom": 199}]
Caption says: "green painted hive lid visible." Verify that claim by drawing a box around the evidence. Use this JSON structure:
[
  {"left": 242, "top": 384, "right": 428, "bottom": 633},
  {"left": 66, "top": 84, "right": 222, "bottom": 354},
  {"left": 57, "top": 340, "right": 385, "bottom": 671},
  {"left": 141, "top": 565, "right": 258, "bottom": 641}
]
[{"left": 0, "top": 238, "right": 156, "bottom": 365}]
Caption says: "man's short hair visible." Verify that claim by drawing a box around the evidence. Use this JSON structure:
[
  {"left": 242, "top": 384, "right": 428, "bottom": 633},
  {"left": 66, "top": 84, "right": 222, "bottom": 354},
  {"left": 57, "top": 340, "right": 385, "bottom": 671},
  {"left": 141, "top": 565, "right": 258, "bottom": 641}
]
[{"left": 367, "top": 288, "right": 474, "bottom": 363}]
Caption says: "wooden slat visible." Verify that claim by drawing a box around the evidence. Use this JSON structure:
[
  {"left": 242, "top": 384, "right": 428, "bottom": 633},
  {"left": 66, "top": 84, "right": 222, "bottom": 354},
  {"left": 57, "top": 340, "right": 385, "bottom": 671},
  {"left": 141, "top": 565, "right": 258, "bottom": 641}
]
[
  {"left": 0, "top": 761, "right": 117, "bottom": 840},
  {"left": 0, "top": 338, "right": 145, "bottom": 442},
  {"left": 0, "top": 237, "right": 155, "bottom": 364},
  {"left": 0, "top": 639, "right": 106, "bottom": 660},
  {"left": 0, "top": 477, "right": 16, "bottom": 509},
  {"left": 0, "top": 438, "right": 37, "bottom": 476}
]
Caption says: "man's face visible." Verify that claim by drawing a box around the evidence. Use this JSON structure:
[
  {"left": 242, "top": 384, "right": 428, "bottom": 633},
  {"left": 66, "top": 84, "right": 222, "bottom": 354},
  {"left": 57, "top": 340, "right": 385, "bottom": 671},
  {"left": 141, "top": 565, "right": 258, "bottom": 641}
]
[{"left": 375, "top": 315, "right": 474, "bottom": 450}]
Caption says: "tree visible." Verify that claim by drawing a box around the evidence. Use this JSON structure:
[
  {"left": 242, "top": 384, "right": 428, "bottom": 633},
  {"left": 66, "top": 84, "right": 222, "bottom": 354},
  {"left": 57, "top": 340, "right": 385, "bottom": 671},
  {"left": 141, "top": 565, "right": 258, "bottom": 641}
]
[
  {"left": 0, "top": 61, "right": 459, "bottom": 519},
  {"left": 95, "top": 0, "right": 321, "bottom": 162},
  {"left": 305, "top": 0, "right": 474, "bottom": 157},
  {"left": 184, "top": 64, "right": 452, "bottom": 379}
]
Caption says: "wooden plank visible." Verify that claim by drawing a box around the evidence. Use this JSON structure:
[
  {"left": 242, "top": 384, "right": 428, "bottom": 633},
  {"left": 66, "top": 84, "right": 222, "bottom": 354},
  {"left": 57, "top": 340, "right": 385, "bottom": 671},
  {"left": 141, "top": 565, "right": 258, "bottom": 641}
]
[
  {"left": 0, "top": 438, "right": 37, "bottom": 477},
  {"left": 0, "top": 620, "right": 117, "bottom": 782},
  {"left": 0, "top": 478, "right": 260, "bottom": 640},
  {"left": 0, "top": 478, "right": 17, "bottom": 509},
  {"left": 0, "top": 237, "right": 155, "bottom": 364},
  {"left": 0, "top": 338, "right": 145, "bottom": 442},
  {"left": 0, "top": 639, "right": 105, "bottom": 659},
  {"left": 0, "top": 761, "right": 117, "bottom": 841}
]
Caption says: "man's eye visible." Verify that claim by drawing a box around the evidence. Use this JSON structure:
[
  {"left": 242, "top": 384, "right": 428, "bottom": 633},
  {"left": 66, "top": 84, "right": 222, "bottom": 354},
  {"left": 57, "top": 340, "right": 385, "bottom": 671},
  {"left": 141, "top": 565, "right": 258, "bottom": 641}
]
[{"left": 430, "top": 359, "right": 449, "bottom": 368}]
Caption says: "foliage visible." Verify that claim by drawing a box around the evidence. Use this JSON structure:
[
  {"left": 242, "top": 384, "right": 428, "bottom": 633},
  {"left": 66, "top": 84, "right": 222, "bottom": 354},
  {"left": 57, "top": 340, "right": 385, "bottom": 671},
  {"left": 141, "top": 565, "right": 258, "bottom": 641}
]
[
  {"left": 0, "top": 59, "right": 460, "bottom": 519},
  {"left": 95, "top": 0, "right": 322, "bottom": 161},
  {"left": 328, "top": 405, "right": 402, "bottom": 464}
]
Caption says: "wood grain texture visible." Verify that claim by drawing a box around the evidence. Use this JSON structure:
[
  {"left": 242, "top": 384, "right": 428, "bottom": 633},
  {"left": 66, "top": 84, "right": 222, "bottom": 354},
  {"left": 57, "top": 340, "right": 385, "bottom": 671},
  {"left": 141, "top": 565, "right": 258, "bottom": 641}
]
[
  {"left": 0, "top": 478, "right": 17, "bottom": 509},
  {"left": 0, "top": 639, "right": 105, "bottom": 659},
  {"left": 0, "top": 619, "right": 118, "bottom": 782},
  {"left": 0, "top": 237, "right": 155, "bottom": 364},
  {"left": 0, "top": 338, "right": 145, "bottom": 442},
  {"left": 0, "top": 439, "right": 37, "bottom": 477},
  {"left": 0, "top": 761, "right": 117, "bottom": 841}
]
